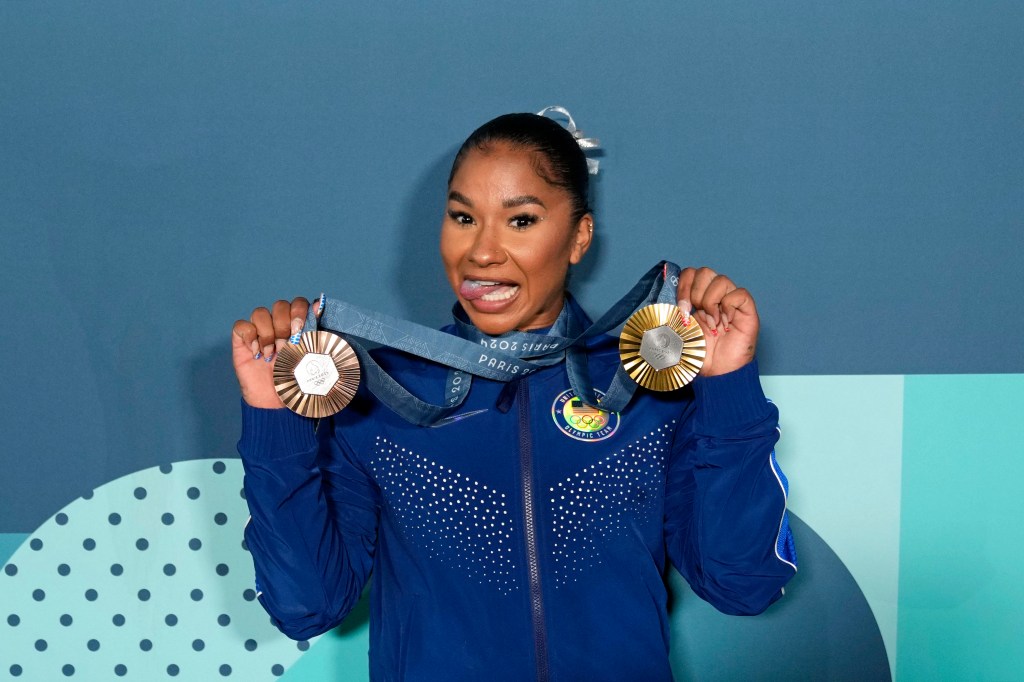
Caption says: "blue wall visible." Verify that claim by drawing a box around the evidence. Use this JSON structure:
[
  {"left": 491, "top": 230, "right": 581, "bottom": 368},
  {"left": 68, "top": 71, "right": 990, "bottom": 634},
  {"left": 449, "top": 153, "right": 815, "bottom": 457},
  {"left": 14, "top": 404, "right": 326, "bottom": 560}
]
[{"left": 2, "top": 2, "right": 1022, "bottom": 680}]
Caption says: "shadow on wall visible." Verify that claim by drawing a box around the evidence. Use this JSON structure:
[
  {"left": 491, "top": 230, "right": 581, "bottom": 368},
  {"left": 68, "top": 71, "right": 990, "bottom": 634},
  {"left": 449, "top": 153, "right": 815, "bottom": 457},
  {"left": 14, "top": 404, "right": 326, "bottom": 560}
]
[
  {"left": 669, "top": 513, "right": 891, "bottom": 682},
  {"left": 190, "top": 344, "right": 246, "bottom": 462},
  {"left": 393, "top": 147, "right": 459, "bottom": 327}
]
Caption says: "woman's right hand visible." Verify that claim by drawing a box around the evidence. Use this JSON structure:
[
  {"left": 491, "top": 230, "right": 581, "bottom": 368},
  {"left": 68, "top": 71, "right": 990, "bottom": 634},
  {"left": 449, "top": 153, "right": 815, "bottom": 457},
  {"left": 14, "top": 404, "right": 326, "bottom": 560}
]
[{"left": 231, "top": 297, "right": 313, "bottom": 409}]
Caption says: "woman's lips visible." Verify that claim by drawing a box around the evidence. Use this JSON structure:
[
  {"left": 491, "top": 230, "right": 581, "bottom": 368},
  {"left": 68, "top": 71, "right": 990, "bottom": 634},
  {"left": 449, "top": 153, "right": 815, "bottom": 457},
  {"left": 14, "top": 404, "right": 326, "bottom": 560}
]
[{"left": 460, "top": 279, "right": 521, "bottom": 312}]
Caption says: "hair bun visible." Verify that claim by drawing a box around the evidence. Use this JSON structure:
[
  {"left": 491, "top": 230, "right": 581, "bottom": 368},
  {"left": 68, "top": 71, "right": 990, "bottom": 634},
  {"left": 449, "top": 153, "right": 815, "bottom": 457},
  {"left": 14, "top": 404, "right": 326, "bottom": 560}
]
[{"left": 536, "top": 106, "right": 601, "bottom": 175}]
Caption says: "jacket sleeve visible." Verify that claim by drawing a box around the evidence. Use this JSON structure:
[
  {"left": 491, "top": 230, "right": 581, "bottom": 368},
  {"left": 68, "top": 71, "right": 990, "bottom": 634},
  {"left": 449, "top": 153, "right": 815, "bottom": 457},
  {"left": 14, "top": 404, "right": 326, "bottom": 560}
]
[
  {"left": 237, "top": 403, "right": 379, "bottom": 640},
  {"left": 664, "top": 360, "right": 797, "bottom": 616}
]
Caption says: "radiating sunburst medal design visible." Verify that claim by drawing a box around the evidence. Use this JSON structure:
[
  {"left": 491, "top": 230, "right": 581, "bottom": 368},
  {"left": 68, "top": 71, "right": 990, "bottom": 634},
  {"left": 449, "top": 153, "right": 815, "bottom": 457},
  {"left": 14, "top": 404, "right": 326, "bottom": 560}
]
[
  {"left": 619, "top": 303, "right": 705, "bottom": 391},
  {"left": 273, "top": 331, "right": 361, "bottom": 418}
]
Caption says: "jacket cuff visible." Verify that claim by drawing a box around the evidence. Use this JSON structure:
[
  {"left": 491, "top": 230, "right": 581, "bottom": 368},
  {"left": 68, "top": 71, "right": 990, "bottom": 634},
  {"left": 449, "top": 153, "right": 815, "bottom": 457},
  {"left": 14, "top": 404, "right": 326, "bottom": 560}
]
[
  {"left": 238, "top": 401, "right": 318, "bottom": 462},
  {"left": 691, "top": 360, "right": 772, "bottom": 433}
]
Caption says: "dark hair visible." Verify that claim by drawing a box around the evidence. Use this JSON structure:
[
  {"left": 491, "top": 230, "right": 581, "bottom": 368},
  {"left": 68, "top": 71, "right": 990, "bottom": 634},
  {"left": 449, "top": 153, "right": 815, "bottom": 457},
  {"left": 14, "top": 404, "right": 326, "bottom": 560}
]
[{"left": 448, "top": 113, "right": 592, "bottom": 223}]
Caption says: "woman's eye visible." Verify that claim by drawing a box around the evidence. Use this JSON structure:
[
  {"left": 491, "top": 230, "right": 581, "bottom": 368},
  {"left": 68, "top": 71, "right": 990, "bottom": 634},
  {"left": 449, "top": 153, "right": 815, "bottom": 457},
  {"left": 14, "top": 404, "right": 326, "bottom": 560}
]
[
  {"left": 447, "top": 210, "right": 474, "bottom": 226},
  {"left": 509, "top": 214, "right": 538, "bottom": 230}
]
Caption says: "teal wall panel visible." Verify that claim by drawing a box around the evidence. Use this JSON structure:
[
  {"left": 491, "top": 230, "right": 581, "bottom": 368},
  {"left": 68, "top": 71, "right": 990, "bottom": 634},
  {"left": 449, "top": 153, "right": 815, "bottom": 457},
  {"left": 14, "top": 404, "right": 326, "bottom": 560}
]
[
  {"left": 898, "top": 375, "right": 1024, "bottom": 680},
  {"left": 764, "top": 375, "right": 904, "bottom": 678},
  {"left": 0, "top": 535, "right": 28, "bottom": 567}
]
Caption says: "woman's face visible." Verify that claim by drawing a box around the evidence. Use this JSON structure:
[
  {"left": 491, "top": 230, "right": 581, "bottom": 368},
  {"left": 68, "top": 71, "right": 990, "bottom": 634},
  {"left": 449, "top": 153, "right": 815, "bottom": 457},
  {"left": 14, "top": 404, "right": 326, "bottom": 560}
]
[{"left": 441, "top": 144, "right": 592, "bottom": 336}]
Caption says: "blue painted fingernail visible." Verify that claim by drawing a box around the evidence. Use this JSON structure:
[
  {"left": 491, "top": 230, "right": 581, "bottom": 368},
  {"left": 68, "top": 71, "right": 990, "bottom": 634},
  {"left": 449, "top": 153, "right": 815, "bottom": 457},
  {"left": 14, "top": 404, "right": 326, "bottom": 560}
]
[
  {"left": 264, "top": 353, "right": 273, "bottom": 363},
  {"left": 254, "top": 351, "right": 261, "bottom": 360}
]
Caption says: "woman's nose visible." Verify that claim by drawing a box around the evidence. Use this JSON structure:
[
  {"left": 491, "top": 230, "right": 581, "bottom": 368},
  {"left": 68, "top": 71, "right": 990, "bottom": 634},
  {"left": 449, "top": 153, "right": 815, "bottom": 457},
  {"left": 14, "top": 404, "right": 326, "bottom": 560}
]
[{"left": 467, "top": 226, "right": 507, "bottom": 267}]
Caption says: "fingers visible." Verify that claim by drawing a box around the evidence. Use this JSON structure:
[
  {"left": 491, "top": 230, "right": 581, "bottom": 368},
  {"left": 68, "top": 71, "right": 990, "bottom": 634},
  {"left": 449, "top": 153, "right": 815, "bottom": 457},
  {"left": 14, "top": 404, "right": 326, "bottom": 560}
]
[
  {"left": 272, "top": 300, "right": 292, "bottom": 340},
  {"left": 701, "top": 274, "right": 736, "bottom": 328},
  {"left": 677, "top": 267, "right": 697, "bottom": 312},
  {"left": 236, "top": 297, "right": 312, "bottom": 361},
  {"left": 719, "top": 287, "right": 757, "bottom": 324},
  {"left": 677, "top": 267, "right": 736, "bottom": 327},
  {"left": 251, "top": 307, "right": 276, "bottom": 360},
  {"left": 291, "top": 297, "right": 310, "bottom": 327},
  {"left": 232, "top": 319, "right": 259, "bottom": 358}
]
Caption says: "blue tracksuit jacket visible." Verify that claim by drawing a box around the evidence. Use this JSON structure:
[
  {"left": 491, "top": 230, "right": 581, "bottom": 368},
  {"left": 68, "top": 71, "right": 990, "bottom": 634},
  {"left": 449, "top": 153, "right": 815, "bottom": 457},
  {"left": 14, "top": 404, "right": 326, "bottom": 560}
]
[{"left": 238, "top": 331, "right": 796, "bottom": 681}]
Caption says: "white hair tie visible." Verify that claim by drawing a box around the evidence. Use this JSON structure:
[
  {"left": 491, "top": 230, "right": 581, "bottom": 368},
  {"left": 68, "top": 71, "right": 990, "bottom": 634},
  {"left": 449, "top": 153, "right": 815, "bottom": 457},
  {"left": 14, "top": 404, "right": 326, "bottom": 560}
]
[{"left": 536, "top": 105, "right": 601, "bottom": 175}]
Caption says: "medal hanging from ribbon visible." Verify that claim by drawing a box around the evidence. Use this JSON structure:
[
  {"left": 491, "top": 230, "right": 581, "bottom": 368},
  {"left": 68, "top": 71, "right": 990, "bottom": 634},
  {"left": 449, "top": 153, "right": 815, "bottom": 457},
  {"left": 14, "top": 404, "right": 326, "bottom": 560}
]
[{"left": 274, "top": 262, "right": 705, "bottom": 425}]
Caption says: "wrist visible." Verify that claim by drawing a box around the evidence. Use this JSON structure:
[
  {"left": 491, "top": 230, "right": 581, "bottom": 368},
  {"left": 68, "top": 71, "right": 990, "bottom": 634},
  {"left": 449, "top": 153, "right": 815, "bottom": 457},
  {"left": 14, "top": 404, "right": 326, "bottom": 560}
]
[
  {"left": 238, "top": 400, "right": 318, "bottom": 461},
  {"left": 241, "top": 389, "right": 285, "bottom": 410},
  {"left": 691, "top": 360, "right": 773, "bottom": 434}
]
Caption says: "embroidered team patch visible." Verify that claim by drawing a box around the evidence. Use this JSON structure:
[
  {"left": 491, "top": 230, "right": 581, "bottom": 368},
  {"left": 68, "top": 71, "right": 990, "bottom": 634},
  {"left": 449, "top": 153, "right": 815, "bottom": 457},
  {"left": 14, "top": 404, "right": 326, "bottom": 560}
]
[{"left": 551, "top": 388, "right": 620, "bottom": 442}]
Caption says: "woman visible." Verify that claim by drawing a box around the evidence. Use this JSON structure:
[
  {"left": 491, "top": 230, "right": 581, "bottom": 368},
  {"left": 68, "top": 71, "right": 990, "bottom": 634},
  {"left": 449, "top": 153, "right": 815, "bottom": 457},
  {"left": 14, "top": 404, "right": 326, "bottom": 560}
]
[{"left": 232, "top": 111, "right": 796, "bottom": 681}]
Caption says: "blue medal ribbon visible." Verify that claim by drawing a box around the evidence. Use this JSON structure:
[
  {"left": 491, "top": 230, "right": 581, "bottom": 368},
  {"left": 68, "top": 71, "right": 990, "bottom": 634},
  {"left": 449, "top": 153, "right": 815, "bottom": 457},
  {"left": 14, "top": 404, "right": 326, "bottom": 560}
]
[{"left": 305, "top": 261, "right": 681, "bottom": 426}]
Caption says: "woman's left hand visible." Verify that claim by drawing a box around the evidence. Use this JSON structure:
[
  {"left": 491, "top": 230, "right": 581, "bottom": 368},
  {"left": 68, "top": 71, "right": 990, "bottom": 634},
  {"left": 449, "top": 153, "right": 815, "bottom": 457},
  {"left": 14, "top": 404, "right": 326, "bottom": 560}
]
[{"left": 676, "top": 266, "right": 759, "bottom": 377}]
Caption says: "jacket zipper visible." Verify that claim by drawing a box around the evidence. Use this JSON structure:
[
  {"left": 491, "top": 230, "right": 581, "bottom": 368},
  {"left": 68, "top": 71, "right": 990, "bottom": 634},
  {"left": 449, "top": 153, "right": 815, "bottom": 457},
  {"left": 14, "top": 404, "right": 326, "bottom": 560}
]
[{"left": 518, "top": 379, "right": 549, "bottom": 681}]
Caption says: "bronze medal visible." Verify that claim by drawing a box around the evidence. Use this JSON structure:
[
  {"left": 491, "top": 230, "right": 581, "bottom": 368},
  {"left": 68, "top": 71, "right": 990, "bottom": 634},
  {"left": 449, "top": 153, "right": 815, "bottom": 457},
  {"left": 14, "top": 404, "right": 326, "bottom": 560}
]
[
  {"left": 619, "top": 303, "right": 705, "bottom": 391},
  {"left": 273, "top": 331, "right": 361, "bottom": 418}
]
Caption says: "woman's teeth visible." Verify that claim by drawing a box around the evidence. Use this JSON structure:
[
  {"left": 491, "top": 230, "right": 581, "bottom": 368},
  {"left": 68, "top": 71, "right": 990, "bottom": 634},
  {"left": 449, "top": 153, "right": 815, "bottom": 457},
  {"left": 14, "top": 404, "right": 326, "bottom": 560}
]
[
  {"left": 480, "top": 285, "right": 519, "bottom": 301},
  {"left": 460, "top": 279, "right": 520, "bottom": 302}
]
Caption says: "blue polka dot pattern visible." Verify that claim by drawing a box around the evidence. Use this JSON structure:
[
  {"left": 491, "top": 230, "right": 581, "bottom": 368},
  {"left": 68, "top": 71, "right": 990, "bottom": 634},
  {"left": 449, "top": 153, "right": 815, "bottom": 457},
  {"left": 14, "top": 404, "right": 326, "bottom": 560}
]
[{"left": 0, "top": 460, "right": 316, "bottom": 678}]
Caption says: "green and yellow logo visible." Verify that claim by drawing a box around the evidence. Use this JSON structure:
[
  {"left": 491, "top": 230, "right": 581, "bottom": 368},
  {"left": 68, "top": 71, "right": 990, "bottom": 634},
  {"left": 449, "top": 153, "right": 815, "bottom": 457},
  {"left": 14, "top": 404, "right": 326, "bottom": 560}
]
[{"left": 551, "top": 388, "right": 620, "bottom": 442}]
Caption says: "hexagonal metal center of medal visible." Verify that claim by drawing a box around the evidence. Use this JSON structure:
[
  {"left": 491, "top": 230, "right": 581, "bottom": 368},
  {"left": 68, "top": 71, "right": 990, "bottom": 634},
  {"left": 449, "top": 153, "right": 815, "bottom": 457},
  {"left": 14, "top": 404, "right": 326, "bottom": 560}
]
[
  {"left": 294, "top": 353, "right": 339, "bottom": 396},
  {"left": 639, "top": 325, "right": 684, "bottom": 371}
]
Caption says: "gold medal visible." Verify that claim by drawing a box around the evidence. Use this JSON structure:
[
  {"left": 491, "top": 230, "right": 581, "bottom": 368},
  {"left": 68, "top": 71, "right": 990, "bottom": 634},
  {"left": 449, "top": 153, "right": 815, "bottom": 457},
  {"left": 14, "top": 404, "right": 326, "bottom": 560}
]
[
  {"left": 619, "top": 303, "right": 705, "bottom": 391},
  {"left": 273, "top": 331, "right": 361, "bottom": 418}
]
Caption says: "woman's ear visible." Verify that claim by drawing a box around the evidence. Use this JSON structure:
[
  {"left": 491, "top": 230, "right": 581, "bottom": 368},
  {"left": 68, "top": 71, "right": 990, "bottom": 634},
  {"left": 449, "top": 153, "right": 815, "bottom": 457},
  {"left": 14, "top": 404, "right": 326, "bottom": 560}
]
[{"left": 569, "top": 213, "right": 594, "bottom": 265}]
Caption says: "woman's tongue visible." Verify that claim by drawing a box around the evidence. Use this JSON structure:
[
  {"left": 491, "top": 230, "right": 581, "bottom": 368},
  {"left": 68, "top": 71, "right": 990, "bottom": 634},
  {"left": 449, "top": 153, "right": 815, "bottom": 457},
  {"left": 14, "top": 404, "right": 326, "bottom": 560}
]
[{"left": 460, "top": 279, "right": 520, "bottom": 302}]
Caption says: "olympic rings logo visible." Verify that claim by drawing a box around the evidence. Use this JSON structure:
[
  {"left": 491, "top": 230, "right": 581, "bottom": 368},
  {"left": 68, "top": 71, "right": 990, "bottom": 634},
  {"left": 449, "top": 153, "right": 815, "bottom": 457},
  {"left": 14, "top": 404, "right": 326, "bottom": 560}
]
[{"left": 569, "top": 414, "right": 606, "bottom": 428}]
